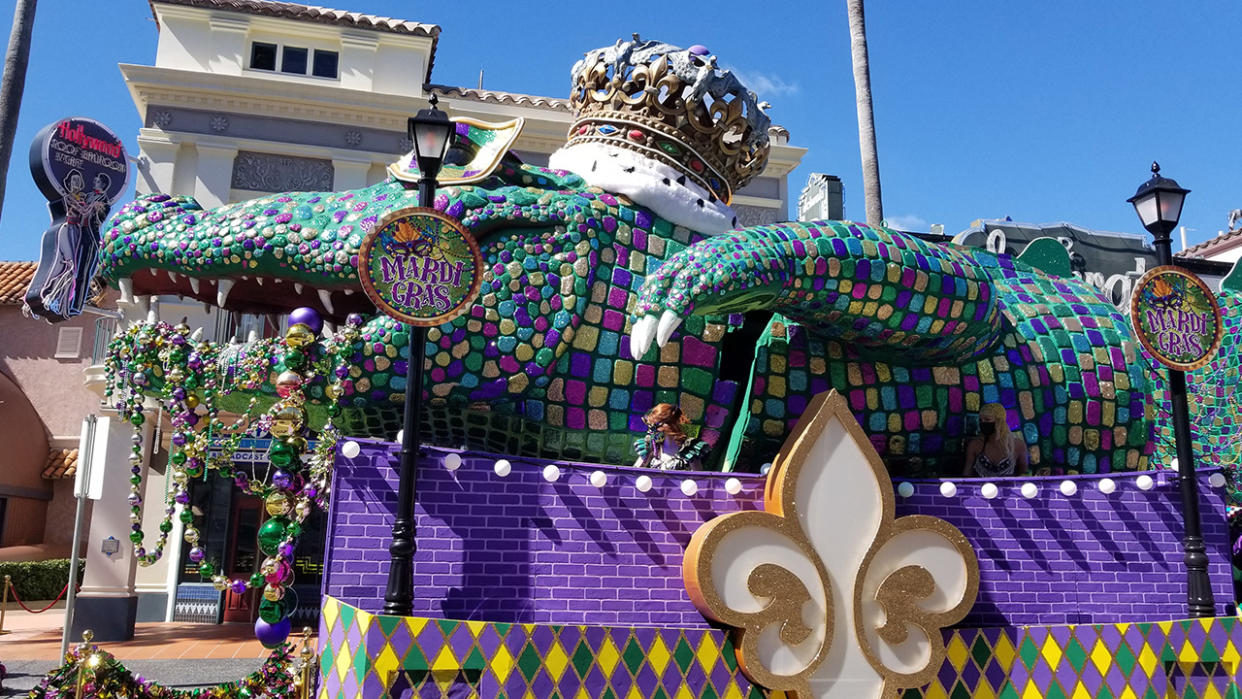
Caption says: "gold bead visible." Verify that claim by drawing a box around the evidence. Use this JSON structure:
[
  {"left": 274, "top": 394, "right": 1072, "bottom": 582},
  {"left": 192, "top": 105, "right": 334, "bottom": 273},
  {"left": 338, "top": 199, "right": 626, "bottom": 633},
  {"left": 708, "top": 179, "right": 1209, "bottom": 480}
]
[
  {"left": 263, "top": 584, "right": 285, "bottom": 601},
  {"left": 284, "top": 324, "right": 316, "bottom": 348},
  {"left": 265, "top": 492, "right": 292, "bottom": 516}
]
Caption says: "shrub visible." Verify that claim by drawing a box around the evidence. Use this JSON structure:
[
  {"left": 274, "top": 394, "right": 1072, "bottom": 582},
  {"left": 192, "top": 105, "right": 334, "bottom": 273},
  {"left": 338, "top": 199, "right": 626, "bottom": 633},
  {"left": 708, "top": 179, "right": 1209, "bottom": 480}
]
[{"left": 0, "top": 559, "right": 85, "bottom": 601}]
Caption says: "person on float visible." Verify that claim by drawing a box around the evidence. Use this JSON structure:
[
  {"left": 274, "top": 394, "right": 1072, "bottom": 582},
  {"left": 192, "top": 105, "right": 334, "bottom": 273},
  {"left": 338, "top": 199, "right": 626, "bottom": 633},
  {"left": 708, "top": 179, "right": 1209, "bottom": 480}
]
[
  {"left": 633, "top": 403, "right": 709, "bottom": 470},
  {"left": 962, "top": 402, "right": 1029, "bottom": 478}
]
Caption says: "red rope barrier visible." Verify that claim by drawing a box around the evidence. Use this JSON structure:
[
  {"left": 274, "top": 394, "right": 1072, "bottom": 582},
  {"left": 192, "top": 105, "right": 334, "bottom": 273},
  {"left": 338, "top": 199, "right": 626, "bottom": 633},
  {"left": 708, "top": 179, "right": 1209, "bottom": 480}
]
[{"left": 7, "top": 579, "right": 70, "bottom": 613}]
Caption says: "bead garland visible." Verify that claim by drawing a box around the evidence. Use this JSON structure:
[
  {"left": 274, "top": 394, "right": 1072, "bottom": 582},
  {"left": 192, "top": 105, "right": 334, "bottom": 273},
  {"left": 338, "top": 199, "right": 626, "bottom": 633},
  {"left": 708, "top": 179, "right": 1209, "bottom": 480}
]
[{"left": 103, "top": 307, "right": 363, "bottom": 643}]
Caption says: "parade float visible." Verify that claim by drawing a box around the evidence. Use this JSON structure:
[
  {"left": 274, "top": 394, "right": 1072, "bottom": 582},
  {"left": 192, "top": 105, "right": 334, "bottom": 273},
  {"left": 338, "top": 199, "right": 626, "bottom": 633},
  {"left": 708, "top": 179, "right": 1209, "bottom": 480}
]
[{"left": 30, "top": 36, "right": 1242, "bottom": 697}]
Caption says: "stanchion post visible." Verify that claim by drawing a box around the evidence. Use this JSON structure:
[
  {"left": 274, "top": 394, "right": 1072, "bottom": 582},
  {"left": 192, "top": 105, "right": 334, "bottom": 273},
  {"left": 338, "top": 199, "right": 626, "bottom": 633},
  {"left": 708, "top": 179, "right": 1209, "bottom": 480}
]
[
  {"left": 0, "top": 574, "right": 10, "bottom": 635},
  {"left": 299, "top": 626, "right": 315, "bottom": 699}
]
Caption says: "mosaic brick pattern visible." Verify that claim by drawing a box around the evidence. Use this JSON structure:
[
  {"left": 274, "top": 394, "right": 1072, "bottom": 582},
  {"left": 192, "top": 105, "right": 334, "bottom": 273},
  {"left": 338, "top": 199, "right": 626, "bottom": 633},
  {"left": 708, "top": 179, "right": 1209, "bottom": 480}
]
[
  {"left": 317, "top": 596, "right": 1241, "bottom": 699},
  {"left": 1186, "top": 292, "right": 1242, "bottom": 471},
  {"left": 706, "top": 223, "right": 1159, "bottom": 475},
  {"left": 321, "top": 442, "right": 1232, "bottom": 629},
  {"left": 100, "top": 162, "right": 1242, "bottom": 474},
  {"left": 316, "top": 596, "right": 778, "bottom": 699}
]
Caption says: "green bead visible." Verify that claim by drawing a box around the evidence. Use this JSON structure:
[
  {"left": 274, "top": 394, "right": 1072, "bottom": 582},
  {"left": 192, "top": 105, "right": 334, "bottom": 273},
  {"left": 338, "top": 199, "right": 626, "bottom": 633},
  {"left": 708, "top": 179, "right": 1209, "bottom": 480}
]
[
  {"left": 129, "top": 531, "right": 143, "bottom": 543},
  {"left": 170, "top": 451, "right": 187, "bottom": 465},
  {"left": 159, "top": 520, "right": 173, "bottom": 533},
  {"left": 198, "top": 561, "right": 215, "bottom": 577},
  {"left": 326, "top": 403, "right": 342, "bottom": 417},
  {"left": 283, "top": 350, "right": 306, "bottom": 370},
  {"left": 257, "top": 516, "right": 289, "bottom": 555},
  {"left": 286, "top": 522, "right": 304, "bottom": 538},
  {"left": 257, "top": 597, "right": 288, "bottom": 624},
  {"left": 130, "top": 413, "right": 145, "bottom": 426},
  {"left": 250, "top": 572, "right": 265, "bottom": 588},
  {"left": 180, "top": 510, "right": 194, "bottom": 524},
  {"left": 130, "top": 475, "right": 142, "bottom": 485}
]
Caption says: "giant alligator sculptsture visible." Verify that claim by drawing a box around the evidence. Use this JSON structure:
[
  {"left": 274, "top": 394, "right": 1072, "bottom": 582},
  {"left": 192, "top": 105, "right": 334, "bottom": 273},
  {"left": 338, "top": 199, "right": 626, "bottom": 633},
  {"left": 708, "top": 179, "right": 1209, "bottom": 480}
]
[{"left": 97, "top": 38, "right": 1242, "bottom": 475}]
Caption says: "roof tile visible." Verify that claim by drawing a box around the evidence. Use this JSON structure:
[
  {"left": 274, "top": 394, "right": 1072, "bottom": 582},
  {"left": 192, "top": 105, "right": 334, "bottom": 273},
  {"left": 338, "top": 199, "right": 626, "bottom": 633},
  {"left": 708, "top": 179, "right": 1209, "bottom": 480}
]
[
  {"left": 42, "top": 448, "right": 79, "bottom": 480},
  {"left": 0, "top": 261, "right": 36, "bottom": 305}
]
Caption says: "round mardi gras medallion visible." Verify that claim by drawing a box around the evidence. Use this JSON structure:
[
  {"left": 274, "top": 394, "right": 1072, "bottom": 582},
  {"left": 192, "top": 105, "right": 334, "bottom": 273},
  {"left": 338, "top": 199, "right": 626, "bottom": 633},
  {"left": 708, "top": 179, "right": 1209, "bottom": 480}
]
[
  {"left": 1129, "top": 265, "right": 1223, "bottom": 372},
  {"left": 358, "top": 207, "right": 484, "bottom": 327}
]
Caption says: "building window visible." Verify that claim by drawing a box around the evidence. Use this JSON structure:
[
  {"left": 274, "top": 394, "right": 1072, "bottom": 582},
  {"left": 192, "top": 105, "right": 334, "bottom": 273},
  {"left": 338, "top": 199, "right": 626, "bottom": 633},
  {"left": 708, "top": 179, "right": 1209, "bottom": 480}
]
[
  {"left": 55, "top": 326, "right": 83, "bottom": 359},
  {"left": 312, "top": 50, "right": 339, "bottom": 79},
  {"left": 250, "top": 42, "right": 277, "bottom": 71},
  {"left": 281, "top": 46, "right": 308, "bottom": 75}
]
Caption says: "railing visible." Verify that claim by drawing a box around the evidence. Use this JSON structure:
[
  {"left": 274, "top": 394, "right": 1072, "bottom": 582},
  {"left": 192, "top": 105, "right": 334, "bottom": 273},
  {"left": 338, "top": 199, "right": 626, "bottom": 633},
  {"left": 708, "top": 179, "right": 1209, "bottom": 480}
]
[{"left": 91, "top": 316, "right": 118, "bottom": 363}]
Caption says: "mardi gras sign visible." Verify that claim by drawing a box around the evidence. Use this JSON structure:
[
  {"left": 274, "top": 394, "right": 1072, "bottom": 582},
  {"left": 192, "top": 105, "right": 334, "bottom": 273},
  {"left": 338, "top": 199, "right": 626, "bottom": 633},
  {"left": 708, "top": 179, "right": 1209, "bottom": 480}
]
[
  {"left": 24, "top": 117, "right": 130, "bottom": 322},
  {"left": 1130, "top": 265, "right": 1223, "bottom": 372},
  {"left": 358, "top": 207, "right": 484, "bottom": 327}
]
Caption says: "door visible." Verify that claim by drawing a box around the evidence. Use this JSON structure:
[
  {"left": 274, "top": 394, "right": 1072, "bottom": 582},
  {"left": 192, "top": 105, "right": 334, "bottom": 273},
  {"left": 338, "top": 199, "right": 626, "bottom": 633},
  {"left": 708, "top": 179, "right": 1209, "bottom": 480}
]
[{"left": 221, "top": 495, "right": 262, "bottom": 623}]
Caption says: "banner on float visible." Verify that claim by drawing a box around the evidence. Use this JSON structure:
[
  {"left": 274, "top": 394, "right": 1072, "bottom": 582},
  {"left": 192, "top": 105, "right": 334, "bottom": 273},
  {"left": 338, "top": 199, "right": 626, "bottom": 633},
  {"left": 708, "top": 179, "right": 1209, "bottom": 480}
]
[{"left": 1129, "top": 265, "right": 1223, "bottom": 372}]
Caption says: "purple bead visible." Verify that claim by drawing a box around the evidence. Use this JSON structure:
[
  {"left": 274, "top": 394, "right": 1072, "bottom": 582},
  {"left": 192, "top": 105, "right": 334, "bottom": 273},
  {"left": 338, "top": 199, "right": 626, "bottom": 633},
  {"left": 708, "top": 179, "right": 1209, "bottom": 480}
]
[
  {"left": 173, "top": 387, "right": 187, "bottom": 400},
  {"left": 278, "top": 542, "right": 295, "bottom": 557},
  {"left": 688, "top": 44, "right": 710, "bottom": 56},
  {"left": 289, "top": 307, "right": 323, "bottom": 334},
  {"left": 172, "top": 434, "right": 187, "bottom": 447},
  {"left": 272, "top": 470, "right": 294, "bottom": 490},
  {"left": 234, "top": 474, "right": 249, "bottom": 488},
  {"left": 171, "top": 334, "right": 185, "bottom": 345},
  {"left": 346, "top": 313, "right": 363, "bottom": 326},
  {"left": 301, "top": 484, "right": 318, "bottom": 499},
  {"left": 188, "top": 546, "right": 205, "bottom": 563},
  {"left": 334, "top": 366, "right": 348, "bottom": 379},
  {"left": 230, "top": 579, "right": 247, "bottom": 594},
  {"left": 174, "top": 491, "right": 190, "bottom": 504}
]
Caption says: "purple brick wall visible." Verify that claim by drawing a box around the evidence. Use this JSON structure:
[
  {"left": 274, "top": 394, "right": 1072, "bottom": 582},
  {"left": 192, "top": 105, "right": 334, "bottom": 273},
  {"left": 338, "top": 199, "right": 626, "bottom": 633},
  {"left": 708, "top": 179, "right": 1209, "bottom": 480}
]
[
  {"left": 322, "top": 441, "right": 1234, "bottom": 628},
  {"left": 322, "top": 441, "right": 761, "bottom": 627},
  {"left": 895, "top": 471, "right": 1234, "bottom": 627}
]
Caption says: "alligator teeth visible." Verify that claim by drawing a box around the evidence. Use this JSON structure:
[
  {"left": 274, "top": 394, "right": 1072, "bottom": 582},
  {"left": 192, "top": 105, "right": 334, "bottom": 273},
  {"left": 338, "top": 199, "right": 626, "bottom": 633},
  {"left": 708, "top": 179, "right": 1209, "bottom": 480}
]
[
  {"left": 342, "top": 289, "right": 354, "bottom": 296},
  {"left": 630, "top": 315, "right": 657, "bottom": 359},
  {"left": 655, "top": 310, "right": 683, "bottom": 347},
  {"left": 166, "top": 270, "right": 178, "bottom": 284},
  {"left": 188, "top": 277, "right": 200, "bottom": 294},
  {"left": 118, "top": 278, "right": 134, "bottom": 302},
  {"left": 255, "top": 277, "right": 264, "bottom": 286},
  {"left": 217, "top": 279, "right": 234, "bottom": 307},
  {"left": 318, "top": 289, "right": 335, "bottom": 315},
  {"left": 294, "top": 283, "right": 304, "bottom": 295},
  {"left": 191, "top": 327, "right": 204, "bottom": 341}
]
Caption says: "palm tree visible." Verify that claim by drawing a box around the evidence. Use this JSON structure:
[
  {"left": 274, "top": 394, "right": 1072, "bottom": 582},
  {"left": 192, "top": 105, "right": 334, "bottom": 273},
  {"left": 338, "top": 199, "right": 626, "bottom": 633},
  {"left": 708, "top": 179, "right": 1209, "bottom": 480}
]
[
  {"left": 847, "top": 0, "right": 883, "bottom": 226},
  {"left": 0, "top": 0, "right": 38, "bottom": 224}
]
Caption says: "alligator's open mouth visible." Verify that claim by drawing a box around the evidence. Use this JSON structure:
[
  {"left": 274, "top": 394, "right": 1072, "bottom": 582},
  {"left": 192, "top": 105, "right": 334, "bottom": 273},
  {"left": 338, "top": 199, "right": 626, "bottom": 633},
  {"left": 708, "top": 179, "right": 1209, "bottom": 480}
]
[{"left": 118, "top": 270, "right": 375, "bottom": 321}]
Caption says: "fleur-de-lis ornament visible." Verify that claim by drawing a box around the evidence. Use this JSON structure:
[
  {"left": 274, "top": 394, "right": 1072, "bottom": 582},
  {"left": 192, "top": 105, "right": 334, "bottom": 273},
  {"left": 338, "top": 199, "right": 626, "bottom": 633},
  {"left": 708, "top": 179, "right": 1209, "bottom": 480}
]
[{"left": 684, "top": 391, "right": 979, "bottom": 699}]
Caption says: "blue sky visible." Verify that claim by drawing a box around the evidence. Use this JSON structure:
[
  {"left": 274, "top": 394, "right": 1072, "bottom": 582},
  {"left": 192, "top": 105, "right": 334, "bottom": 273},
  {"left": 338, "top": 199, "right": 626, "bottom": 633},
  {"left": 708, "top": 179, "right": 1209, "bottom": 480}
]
[{"left": 1, "top": 0, "right": 1241, "bottom": 262}]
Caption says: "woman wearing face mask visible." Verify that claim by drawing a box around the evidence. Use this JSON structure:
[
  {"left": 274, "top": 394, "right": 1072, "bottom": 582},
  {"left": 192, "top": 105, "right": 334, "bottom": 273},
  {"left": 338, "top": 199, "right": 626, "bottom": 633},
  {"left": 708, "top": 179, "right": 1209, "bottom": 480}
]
[
  {"left": 633, "top": 403, "right": 710, "bottom": 471},
  {"left": 962, "top": 402, "right": 1029, "bottom": 477}
]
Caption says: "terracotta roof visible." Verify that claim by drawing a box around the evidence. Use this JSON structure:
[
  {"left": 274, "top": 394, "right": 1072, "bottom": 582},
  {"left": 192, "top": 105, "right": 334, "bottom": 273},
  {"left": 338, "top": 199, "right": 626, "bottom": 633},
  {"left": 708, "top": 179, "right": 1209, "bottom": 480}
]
[
  {"left": 0, "top": 261, "right": 35, "bottom": 305},
  {"left": 151, "top": 0, "right": 439, "bottom": 36},
  {"left": 1181, "top": 228, "right": 1242, "bottom": 258},
  {"left": 42, "top": 448, "right": 79, "bottom": 480},
  {"left": 429, "top": 84, "right": 571, "bottom": 112}
]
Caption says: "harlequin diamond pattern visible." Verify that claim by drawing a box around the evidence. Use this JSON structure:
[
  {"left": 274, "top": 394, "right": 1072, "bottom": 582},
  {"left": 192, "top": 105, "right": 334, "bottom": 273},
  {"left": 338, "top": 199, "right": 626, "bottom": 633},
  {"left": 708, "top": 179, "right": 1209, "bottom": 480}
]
[
  {"left": 317, "top": 596, "right": 775, "bottom": 699},
  {"left": 319, "top": 598, "right": 1239, "bottom": 698},
  {"left": 903, "top": 618, "right": 1241, "bottom": 699}
]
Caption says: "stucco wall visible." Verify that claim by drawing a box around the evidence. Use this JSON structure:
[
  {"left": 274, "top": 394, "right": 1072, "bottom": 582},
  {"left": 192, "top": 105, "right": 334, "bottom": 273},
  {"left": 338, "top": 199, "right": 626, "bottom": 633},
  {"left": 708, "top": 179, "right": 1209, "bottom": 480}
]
[
  {"left": 323, "top": 441, "right": 1234, "bottom": 628},
  {"left": 0, "top": 305, "right": 104, "bottom": 436}
]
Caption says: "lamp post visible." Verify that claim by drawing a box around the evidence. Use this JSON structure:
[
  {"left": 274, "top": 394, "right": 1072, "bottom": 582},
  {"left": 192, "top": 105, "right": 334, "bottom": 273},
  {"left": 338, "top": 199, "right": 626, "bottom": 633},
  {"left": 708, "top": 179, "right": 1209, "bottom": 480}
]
[
  {"left": 382, "top": 96, "right": 452, "bottom": 617},
  {"left": 1127, "top": 161, "right": 1215, "bottom": 618}
]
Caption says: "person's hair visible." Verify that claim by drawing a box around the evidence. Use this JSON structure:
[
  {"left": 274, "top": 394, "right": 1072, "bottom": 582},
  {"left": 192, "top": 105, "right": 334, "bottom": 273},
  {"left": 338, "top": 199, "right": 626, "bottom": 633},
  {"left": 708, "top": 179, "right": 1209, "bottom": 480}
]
[
  {"left": 62, "top": 168, "right": 84, "bottom": 193},
  {"left": 92, "top": 172, "right": 110, "bottom": 191},
  {"left": 646, "top": 403, "right": 689, "bottom": 444},
  {"left": 979, "top": 402, "right": 1014, "bottom": 457}
]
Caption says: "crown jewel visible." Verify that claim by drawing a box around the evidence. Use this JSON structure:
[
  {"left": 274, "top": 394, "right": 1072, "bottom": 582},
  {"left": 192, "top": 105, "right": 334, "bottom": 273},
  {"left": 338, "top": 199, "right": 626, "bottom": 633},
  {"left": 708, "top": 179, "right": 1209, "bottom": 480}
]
[{"left": 566, "top": 37, "right": 772, "bottom": 205}]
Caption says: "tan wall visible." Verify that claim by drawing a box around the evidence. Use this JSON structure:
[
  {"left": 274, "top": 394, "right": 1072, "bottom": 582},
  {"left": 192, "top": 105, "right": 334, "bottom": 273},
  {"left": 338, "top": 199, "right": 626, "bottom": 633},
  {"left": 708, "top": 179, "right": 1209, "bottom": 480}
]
[{"left": 0, "top": 304, "right": 106, "bottom": 437}]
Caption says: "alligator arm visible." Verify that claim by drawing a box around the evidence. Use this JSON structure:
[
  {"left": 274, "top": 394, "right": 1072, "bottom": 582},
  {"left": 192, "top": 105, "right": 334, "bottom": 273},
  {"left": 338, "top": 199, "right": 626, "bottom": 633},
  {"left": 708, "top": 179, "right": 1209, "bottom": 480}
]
[{"left": 629, "top": 220, "right": 1005, "bottom": 366}]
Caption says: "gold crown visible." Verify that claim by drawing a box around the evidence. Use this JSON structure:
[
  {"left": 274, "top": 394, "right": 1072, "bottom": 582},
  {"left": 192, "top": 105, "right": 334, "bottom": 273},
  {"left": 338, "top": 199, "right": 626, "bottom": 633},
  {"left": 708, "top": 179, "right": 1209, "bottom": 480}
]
[{"left": 566, "top": 38, "right": 771, "bottom": 205}]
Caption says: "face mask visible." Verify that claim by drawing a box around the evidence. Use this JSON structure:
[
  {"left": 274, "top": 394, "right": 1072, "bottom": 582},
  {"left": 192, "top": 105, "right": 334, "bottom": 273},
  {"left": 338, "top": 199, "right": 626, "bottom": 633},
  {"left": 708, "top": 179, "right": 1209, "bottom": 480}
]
[{"left": 980, "top": 422, "right": 996, "bottom": 436}]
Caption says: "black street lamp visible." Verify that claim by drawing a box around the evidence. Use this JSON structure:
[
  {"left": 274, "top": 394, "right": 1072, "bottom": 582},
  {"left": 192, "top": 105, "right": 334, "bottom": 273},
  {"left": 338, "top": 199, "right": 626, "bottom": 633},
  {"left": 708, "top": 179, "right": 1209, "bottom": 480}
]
[
  {"left": 1127, "top": 162, "right": 1215, "bottom": 618},
  {"left": 382, "top": 95, "right": 453, "bottom": 617}
]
